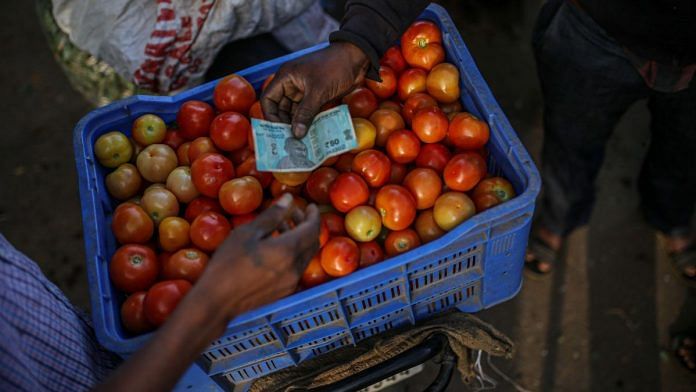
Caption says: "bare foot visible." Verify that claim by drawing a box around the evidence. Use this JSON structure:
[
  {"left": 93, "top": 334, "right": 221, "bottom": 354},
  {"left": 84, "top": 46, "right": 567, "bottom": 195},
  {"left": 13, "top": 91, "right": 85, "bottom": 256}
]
[{"left": 525, "top": 227, "right": 563, "bottom": 274}]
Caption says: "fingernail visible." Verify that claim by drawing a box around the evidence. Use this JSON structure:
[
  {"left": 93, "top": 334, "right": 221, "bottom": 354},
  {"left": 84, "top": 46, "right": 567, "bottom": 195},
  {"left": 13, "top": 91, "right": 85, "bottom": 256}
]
[
  {"left": 276, "top": 193, "right": 293, "bottom": 207},
  {"left": 293, "top": 123, "right": 307, "bottom": 138}
]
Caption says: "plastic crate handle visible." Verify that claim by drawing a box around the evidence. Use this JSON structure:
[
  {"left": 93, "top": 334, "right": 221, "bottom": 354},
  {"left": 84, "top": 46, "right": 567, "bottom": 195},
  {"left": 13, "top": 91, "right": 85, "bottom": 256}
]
[{"left": 307, "top": 333, "right": 455, "bottom": 392}]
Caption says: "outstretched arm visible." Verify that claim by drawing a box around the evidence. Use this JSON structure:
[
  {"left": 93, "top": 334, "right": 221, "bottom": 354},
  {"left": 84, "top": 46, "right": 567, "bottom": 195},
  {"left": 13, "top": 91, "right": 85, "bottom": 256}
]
[
  {"left": 261, "top": 0, "right": 429, "bottom": 138},
  {"left": 97, "top": 194, "right": 320, "bottom": 392}
]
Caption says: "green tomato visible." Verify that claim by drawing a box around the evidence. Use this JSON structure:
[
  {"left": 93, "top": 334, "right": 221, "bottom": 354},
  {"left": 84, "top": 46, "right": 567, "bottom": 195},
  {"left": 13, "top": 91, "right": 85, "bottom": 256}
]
[
  {"left": 95, "top": 131, "right": 133, "bottom": 168},
  {"left": 132, "top": 114, "right": 167, "bottom": 146}
]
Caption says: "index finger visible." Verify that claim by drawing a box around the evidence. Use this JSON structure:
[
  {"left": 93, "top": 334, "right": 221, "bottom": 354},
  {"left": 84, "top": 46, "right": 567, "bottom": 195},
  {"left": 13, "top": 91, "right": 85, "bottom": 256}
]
[
  {"left": 247, "top": 194, "right": 295, "bottom": 239},
  {"left": 269, "top": 204, "right": 320, "bottom": 263},
  {"left": 260, "top": 72, "right": 286, "bottom": 123}
]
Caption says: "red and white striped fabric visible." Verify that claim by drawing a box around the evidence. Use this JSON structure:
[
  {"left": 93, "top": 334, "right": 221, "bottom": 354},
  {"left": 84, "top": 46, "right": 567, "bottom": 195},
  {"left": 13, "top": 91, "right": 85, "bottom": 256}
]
[{"left": 51, "top": 0, "right": 337, "bottom": 94}]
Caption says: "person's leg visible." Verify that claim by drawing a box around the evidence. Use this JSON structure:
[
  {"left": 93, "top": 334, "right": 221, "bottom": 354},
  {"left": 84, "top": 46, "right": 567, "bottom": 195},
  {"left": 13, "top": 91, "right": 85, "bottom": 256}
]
[
  {"left": 528, "top": 1, "right": 648, "bottom": 272},
  {"left": 641, "top": 85, "right": 696, "bottom": 280}
]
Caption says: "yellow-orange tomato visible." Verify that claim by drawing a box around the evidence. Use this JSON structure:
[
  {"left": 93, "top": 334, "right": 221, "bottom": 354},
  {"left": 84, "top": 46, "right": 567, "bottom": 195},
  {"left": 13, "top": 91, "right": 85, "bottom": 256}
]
[
  {"left": 158, "top": 217, "right": 190, "bottom": 252},
  {"left": 370, "top": 109, "right": 406, "bottom": 147},
  {"left": 351, "top": 118, "right": 377, "bottom": 153},
  {"left": 273, "top": 171, "right": 311, "bottom": 187},
  {"left": 433, "top": 192, "right": 475, "bottom": 231},
  {"left": 426, "top": 63, "right": 460, "bottom": 103},
  {"left": 344, "top": 206, "right": 382, "bottom": 242}
]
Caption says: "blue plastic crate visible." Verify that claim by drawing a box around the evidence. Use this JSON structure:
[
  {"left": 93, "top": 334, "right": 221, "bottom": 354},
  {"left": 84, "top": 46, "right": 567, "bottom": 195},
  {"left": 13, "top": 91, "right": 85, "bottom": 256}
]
[{"left": 74, "top": 4, "right": 539, "bottom": 390}]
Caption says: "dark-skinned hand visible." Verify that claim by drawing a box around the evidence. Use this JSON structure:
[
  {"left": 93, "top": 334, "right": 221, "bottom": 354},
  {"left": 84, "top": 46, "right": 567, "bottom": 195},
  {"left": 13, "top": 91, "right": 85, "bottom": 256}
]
[{"left": 261, "top": 41, "right": 370, "bottom": 138}]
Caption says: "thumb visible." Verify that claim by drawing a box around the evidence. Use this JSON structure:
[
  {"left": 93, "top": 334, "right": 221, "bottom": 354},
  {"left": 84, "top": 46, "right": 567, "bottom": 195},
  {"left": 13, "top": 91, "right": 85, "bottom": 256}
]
[{"left": 291, "top": 96, "right": 323, "bottom": 138}]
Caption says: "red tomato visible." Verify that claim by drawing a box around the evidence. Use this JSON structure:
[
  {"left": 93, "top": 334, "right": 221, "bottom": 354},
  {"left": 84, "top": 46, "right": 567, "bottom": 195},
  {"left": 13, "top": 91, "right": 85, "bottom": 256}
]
[
  {"left": 329, "top": 173, "right": 369, "bottom": 213},
  {"left": 162, "top": 248, "right": 209, "bottom": 283},
  {"left": 412, "top": 107, "right": 448, "bottom": 143},
  {"left": 228, "top": 147, "right": 253, "bottom": 166},
  {"left": 301, "top": 255, "right": 331, "bottom": 288},
  {"left": 385, "top": 229, "right": 421, "bottom": 257},
  {"left": 176, "top": 142, "right": 191, "bottom": 166},
  {"left": 334, "top": 152, "right": 355, "bottom": 173},
  {"left": 112, "top": 202, "right": 154, "bottom": 244},
  {"left": 319, "top": 219, "right": 330, "bottom": 247},
  {"left": 162, "top": 129, "right": 186, "bottom": 150},
  {"left": 370, "top": 109, "right": 405, "bottom": 147},
  {"left": 380, "top": 45, "right": 407, "bottom": 75},
  {"left": 144, "top": 280, "right": 191, "bottom": 326},
  {"left": 249, "top": 101, "right": 264, "bottom": 120},
  {"left": 184, "top": 197, "right": 223, "bottom": 223},
  {"left": 403, "top": 168, "right": 443, "bottom": 210},
  {"left": 342, "top": 87, "right": 378, "bottom": 118},
  {"left": 322, "top": 212, "right": 346, "bottom": 236},
  {"left": 188, "top": 137, "right": 219, "bottom": 163},
  {"left": 210, "top": 112, "right": 250, "bottom": 151},
  {"left": 415, "top": 209, "right": 446, "bottom": 243},
  {"left": 247, "top": 127, "right": 255, "bottom": 151},
  {"left": 448, "top": 113, "right": 490, "bottom": 150},
  {"left": 231, "top": 212, "right": 258, "bottom": 228},
  {"left": 109, "top": 244, "right": 159, "bottom": 293},
  {"left": 236, "top": 156, "right": 273, "bottom": 188},
  {"left": 471, "top": 177, "right": 516, "bottom": 212},
  {"left": 359, "top": 241, "right": 384, "bottom": 268},
  {"left": 121, "top": 292, "right": 153, "bottom": 334},
  {"left": 190, "top": 211, "right": 231, "bottom": 251},
  {"left": 397, "top": 68, "right": 427, "bottom": 101},
  {"left": 389, "top": 162, "right": 408, "bottom": 184},
  {"left": 273, "top": 171, "right": 311, "bottom": 187},
  {"left": 190, "top": 153, "right": 234, "bottom": 198},
  {"left": 415, "top": 143, "right": 452, "bottom": 173},
  {"left": 322, "top": 155, "right": 340, "bottom": 167},
  {"left": 219, "top": 176, "right": 263, "bottom": 215},
  {"left": 402, "top": 93, "right": 438, "bottom": 124},
  {"left": 177, "top": 101, "right": 214, "bottom": 140},
  {"left": 400, "top": 20, "right": 445, "bottom": 71},
  {"left": 443, "top": 152, "right": 487, "bottom": 192},
  {"left": 386, "top": 130, "right": 421, "bottom": 164},
  {"left": 366, "top": 66, "right": 397, "bottom": 99},
  {"left": 213, "top": 74, "right": 256, "bottom": 114},
  {"left": 158, "top": 251, "right": 172, "bottom": 270},
  {"left": 320, "top": 237, "right": 359, "bottom": 277},
  {"left": 351, "top": 149, "right": 391, "bottom": 187},
  {"left": 305, "top": 167, "right": 339, "bottom": 204},
  {"left": 270, "top": 179, "right": 303, "bottom": 198},
  {"left": 375, "top": 185, "right": 417, "bottom": 230},
  {"left": 380, "top": 100, "right": 403, "bottom": 113}
]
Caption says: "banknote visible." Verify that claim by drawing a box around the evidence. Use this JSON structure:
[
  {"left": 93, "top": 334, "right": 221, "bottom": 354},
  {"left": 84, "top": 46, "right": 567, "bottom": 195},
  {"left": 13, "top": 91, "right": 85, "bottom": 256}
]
[{"left": 251, "top": 105, "right": 358, "bottom": 172}]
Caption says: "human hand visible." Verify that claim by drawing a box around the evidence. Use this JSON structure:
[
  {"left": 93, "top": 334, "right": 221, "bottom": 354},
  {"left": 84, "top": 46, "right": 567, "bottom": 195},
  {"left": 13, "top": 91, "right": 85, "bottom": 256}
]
[
  {"left": 261, "top": 41, "right": 370, "bottom": 138},
  {"left": 195, "top": 193, "right": 320, "bottom": 322}
]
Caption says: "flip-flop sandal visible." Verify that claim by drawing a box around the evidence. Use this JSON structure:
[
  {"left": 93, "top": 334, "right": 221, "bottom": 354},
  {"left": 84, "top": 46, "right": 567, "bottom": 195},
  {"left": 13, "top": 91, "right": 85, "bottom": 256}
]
[
  {"left": 524, "top": 236, "right": 559, "bottom": 277},
  {"left": 671, "top": 333, "right": 696, "bottom": 374},
  {"left": 669, "top": 246, "right": 696, "bottom": 288}
]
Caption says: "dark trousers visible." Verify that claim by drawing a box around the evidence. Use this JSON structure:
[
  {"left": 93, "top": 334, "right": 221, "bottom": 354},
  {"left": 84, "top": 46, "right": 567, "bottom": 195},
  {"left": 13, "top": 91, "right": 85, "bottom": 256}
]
[{"left": 532, "top": 0, "right": 696, "bottom": 236}]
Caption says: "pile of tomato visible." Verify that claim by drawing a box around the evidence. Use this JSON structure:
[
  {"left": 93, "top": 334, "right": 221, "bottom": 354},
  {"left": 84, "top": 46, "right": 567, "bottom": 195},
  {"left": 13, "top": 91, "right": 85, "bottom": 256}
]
[{"left": 94, "top": 20, "right": 516, "bottom": 335}]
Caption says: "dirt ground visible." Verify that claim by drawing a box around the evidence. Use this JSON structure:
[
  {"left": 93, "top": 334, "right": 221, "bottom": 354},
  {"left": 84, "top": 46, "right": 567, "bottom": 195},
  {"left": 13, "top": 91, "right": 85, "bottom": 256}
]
[{"left": 0, "top": 0, "right": 694, "bottom": 391}]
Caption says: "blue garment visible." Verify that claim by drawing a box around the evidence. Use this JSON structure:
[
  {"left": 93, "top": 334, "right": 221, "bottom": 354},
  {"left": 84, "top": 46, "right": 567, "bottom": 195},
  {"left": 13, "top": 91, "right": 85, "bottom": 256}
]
[{"left": 0, "top": 234, "right": 121, "bottom": 391}]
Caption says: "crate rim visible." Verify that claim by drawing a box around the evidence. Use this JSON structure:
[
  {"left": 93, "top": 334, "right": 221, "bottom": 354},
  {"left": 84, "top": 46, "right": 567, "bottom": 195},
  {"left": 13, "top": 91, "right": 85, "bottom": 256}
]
[{"left": 73, "top": 3, "right": 540, "bottom": 355}]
